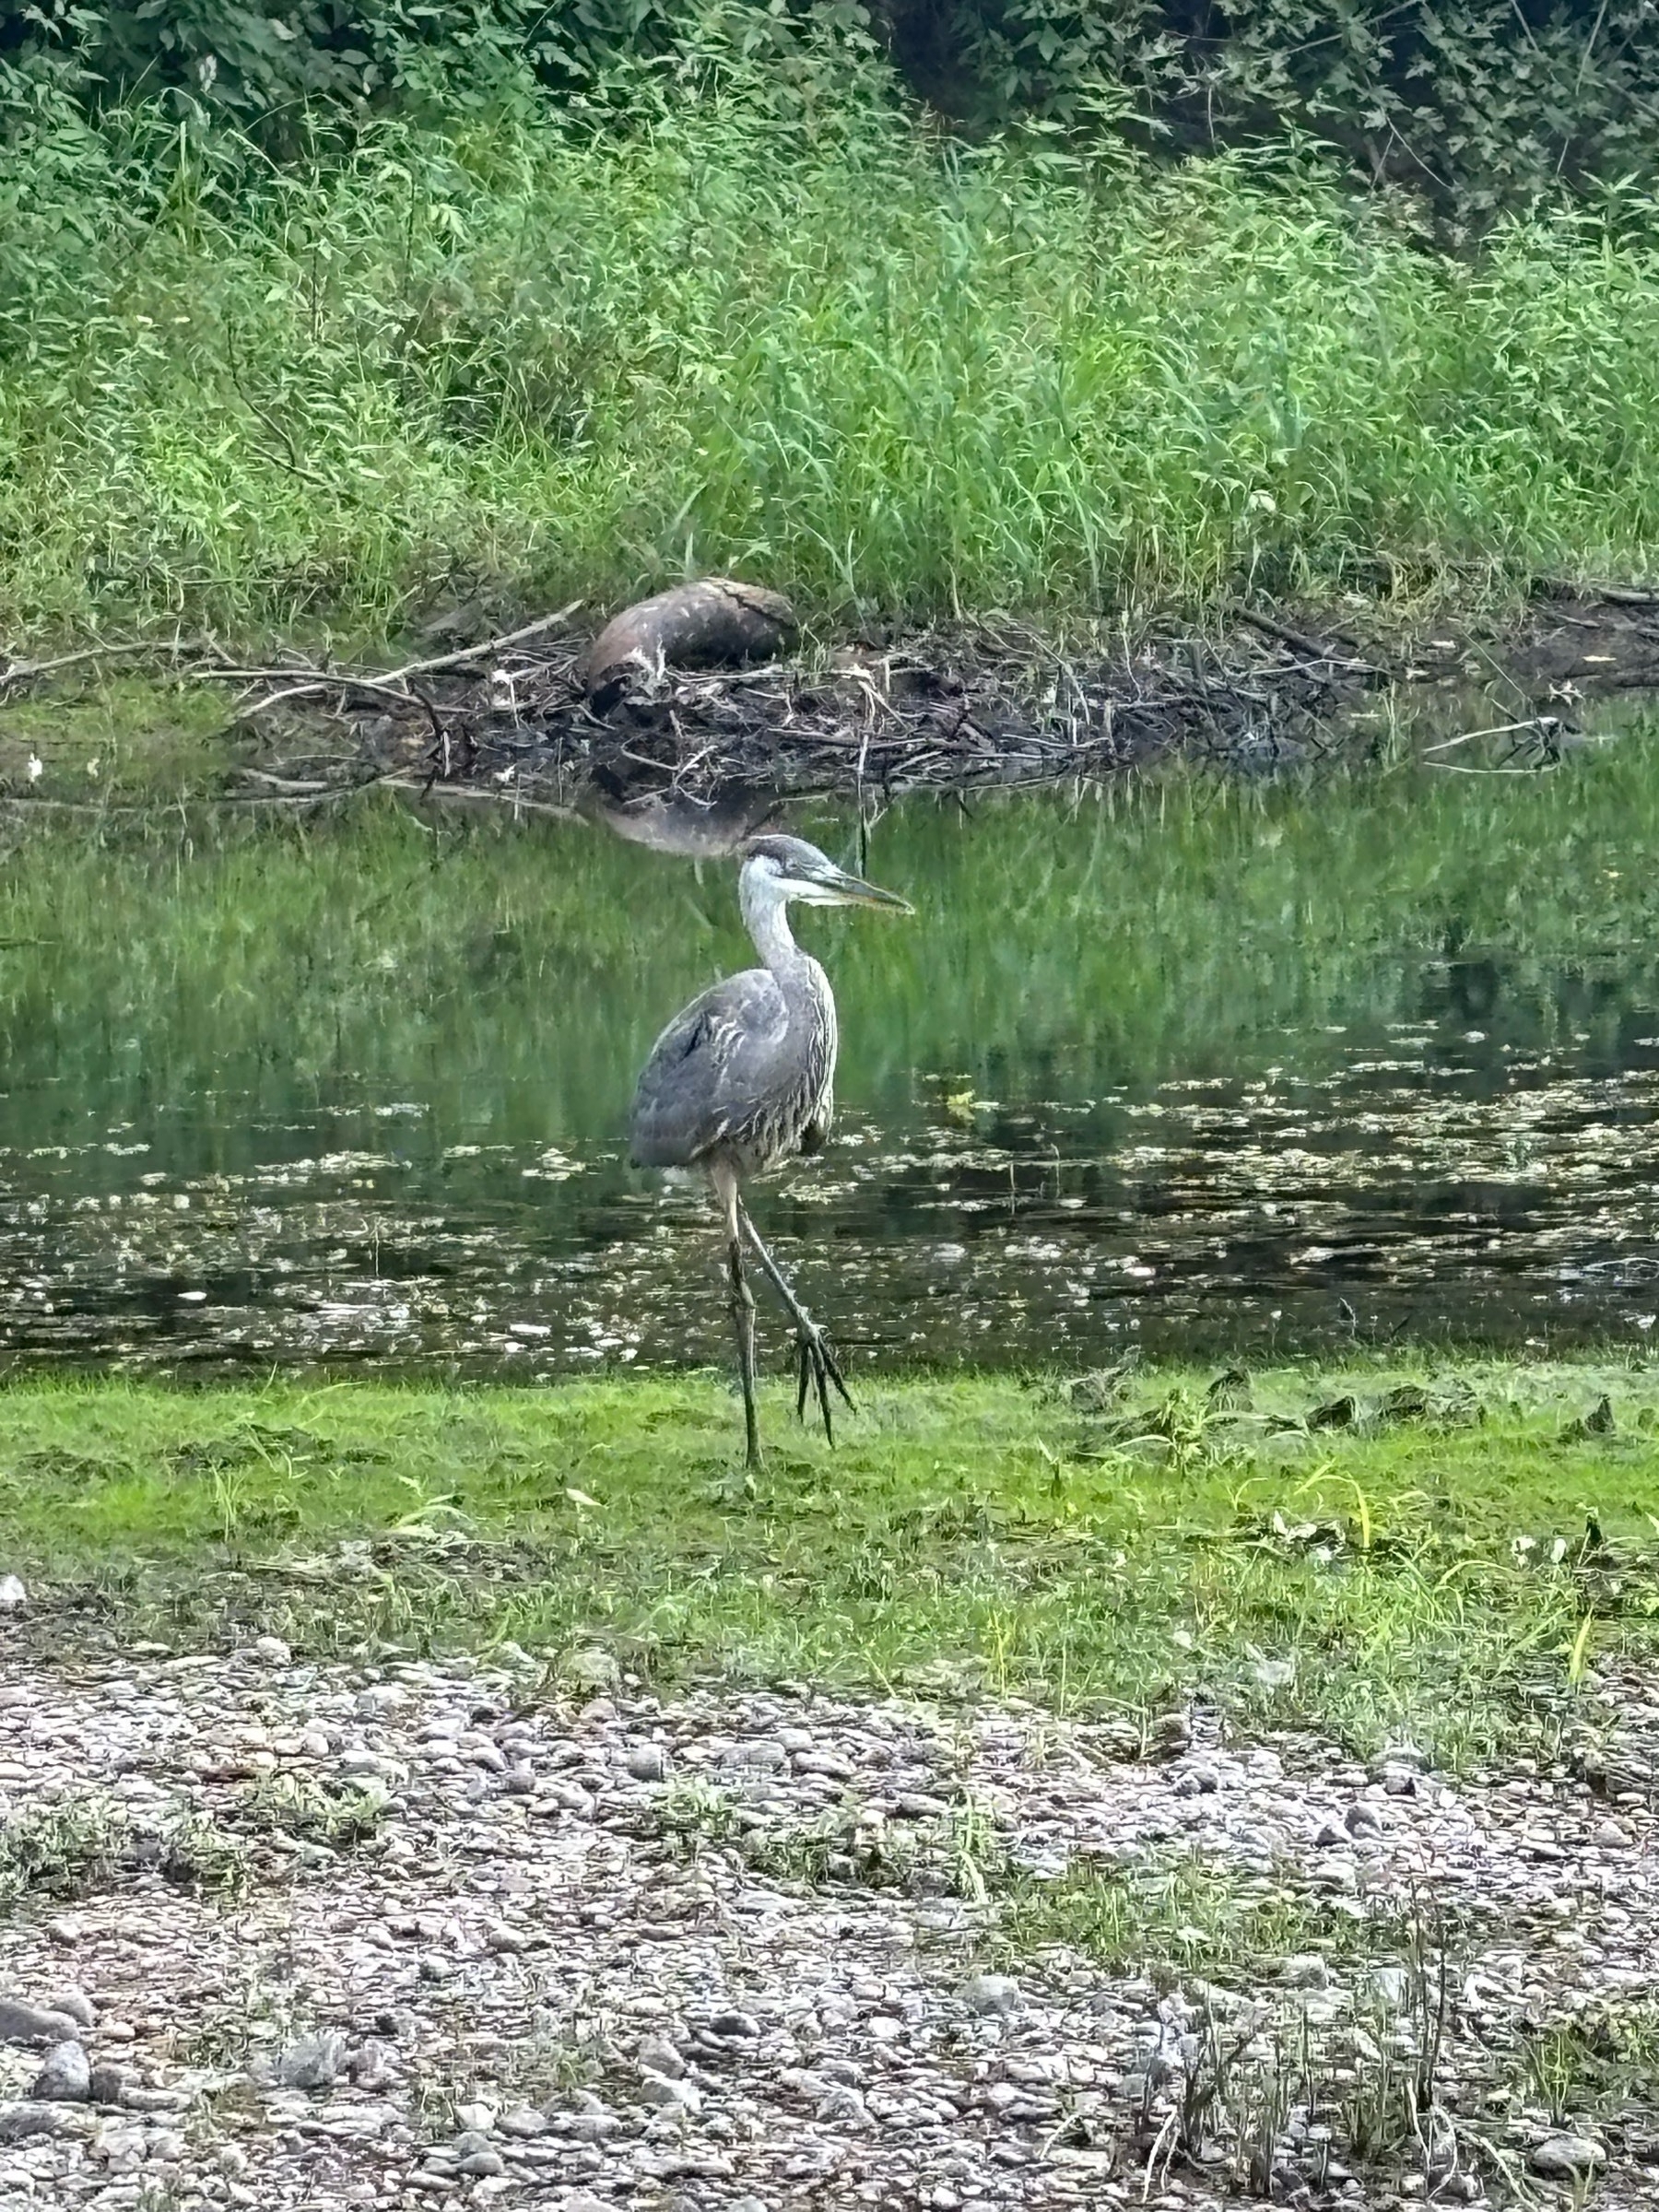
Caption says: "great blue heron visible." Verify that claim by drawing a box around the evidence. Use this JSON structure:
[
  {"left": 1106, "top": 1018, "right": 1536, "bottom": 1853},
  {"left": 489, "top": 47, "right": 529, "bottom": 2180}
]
[{"left": 630, "top": 833, "right": 912, "bottom": 1466}]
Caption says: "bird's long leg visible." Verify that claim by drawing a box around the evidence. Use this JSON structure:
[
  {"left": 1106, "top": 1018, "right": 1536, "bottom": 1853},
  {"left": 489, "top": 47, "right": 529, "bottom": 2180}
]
[
  {"left": 737, "top": 1201, "right": 853, "bottom": 1443},
  {"left": 712, "top": 1165, "right": 762, "bottom": 1470}
]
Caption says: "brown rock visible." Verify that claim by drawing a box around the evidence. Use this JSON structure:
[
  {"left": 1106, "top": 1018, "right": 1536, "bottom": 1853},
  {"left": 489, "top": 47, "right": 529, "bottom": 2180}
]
[{"left": 582, "top": 580, "right": 795, "bottom": 702}]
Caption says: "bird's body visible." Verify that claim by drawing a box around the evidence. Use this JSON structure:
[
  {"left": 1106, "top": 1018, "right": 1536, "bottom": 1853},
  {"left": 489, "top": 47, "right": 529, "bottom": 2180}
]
[
  {"left": 629, "top": 834, "right": 909, "bottom": 1466},
  {"left": 631, "top": 868, "right": 837, "bottom": 1181}
]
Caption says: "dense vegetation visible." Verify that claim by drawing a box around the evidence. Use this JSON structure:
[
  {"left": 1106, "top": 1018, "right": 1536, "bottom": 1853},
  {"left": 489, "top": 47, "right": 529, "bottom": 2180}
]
[
  {"left": 10, "top": 3, "right": 1657, "bottom": 224},
  {"left": 2, "top": 6, "right": 1658, "bottom": 638}
]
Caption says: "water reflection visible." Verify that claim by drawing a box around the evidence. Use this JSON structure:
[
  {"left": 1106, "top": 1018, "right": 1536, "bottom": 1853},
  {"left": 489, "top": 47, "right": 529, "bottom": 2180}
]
[
  {"left": 580, "top": 770, "right": 783, "bottom": 856},
  {"left": 2, "top": 730, "right": 1659, "bottom": 1374}
]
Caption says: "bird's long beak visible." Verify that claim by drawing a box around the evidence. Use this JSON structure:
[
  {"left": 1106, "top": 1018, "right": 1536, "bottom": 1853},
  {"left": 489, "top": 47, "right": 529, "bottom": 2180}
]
[{"left": 826, "top": 865, "right": 913, "bottom": 914}]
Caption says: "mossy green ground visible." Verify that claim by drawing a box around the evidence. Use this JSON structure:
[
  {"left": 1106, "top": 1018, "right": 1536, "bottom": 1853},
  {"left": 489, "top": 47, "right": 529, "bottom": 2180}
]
[{"left": 6, "top": 1360, "right": 1654, "bottom": 1769}]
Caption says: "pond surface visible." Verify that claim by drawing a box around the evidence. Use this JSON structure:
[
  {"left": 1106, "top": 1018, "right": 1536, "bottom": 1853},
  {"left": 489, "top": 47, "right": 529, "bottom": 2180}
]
[{"left": 5, "top": 717, "right": 1659, "bottom": 1377}]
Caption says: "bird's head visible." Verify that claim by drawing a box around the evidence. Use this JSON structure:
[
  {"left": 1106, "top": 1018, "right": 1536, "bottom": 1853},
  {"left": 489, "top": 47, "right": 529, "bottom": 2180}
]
[{"left": 739, "top": 834, "right": 912, "bottom": 913}]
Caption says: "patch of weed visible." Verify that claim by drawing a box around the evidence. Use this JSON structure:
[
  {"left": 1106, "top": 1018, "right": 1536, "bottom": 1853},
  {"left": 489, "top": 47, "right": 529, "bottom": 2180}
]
[
  {"left": 0, "top": 1791, "right": 129, "bottom": 1903},
  {"left": 239, "top": 1772, "right": 392, "bottom": 1851}
]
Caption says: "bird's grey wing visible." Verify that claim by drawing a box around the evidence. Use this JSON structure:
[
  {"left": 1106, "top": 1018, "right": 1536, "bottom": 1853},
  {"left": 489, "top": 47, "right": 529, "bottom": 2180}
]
[{"left": 629, "top": 969, "right": 790, "bottom": 1167}]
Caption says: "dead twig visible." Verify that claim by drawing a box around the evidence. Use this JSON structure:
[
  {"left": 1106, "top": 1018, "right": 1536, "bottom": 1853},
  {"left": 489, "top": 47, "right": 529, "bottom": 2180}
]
[
  {"left": 1237, "top": 606, "right": 1385, "bottom": 677},
  {"left": 377, "top": 601, "right": 584, "bottom": 688},
  {"left": 0, "top": 641, "right": 159, "bottom": 693}
]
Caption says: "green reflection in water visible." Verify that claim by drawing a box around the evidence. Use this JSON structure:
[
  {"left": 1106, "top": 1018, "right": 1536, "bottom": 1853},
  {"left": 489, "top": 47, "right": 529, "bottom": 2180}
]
[{"left": 0, "top": 724, "right": 1655, "bottom": 1369}]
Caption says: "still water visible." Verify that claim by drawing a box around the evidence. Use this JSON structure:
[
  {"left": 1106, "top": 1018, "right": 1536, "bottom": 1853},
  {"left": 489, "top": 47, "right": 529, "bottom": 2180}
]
[{"left": 4, "top": 730, "right": 1659, "bottom": 1375}]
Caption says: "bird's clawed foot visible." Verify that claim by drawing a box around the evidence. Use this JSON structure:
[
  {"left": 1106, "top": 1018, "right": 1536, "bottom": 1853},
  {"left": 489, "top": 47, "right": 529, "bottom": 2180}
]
[
  {"left": 735, "top": 1200, "right": 854, "bottom": 1451},
  {"left": 793, "top": 1319, "right": 854, "bottom": 1443}
]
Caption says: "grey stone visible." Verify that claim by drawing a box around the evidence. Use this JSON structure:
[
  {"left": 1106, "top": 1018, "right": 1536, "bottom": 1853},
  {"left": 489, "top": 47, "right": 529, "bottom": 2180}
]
[
  {"left": 0, "top": 1575, "right": 26, "bottom": 1608},
  {"left": 347, "top": 2039, "right": 395, "bottom": 2092},
  {"left": 625, "top": 1743, "right": 668, "bottom": 1781},
  {"left": 43, "top": 1989, "right": 97, "bottom": 2030},
  {"left": 88, "top": 2064, "right": 129, "bottom": 2105},
  {"left": 274, "top": 2030, "right": 347, "bottom": 2091},
  {"left": 638, "top": 2032, "right": 687, "bottom": 2078},
  {"left": 558, "top": 2194, "right": 614, "bottom": 2212},
  {"left": 638, "top": 2070, "right": 701, "bottom": 2112},
  {"left": 959, "top": 1972, "right": 1022, "bottom": 2016},
  {"left": 562, "top": 2112, "right": 621, "bottom": 2143},
  {"left": 564, "top": 1647, "right": 621, "bottom": 1693},
  {"left": 249, "top": 1634, "right": 292, "bottom": 1665},
  {"left": 1174, "top": 1760, "right": 1220, "bottom": 1795},
  {"left": 119, "top": 2084, "right": 188, "bottom": 2113},
  {"left": 0, "top": 1995, "right": 80, "bottom": 2047},
  {"left": 457, "top": 2148, "right": 506, "bottom": 2177},
  {"left": 1529, "top": 2135, "right": 1606, "bottom": 2180},
  {"left": 815, "top": 2083, "right": 868, "bottom": 2123},
  {"left": 29, "top": 2040, "right": 90, "bottom": 2101},
  {"left": 1156, "top": 1709, "right": 1193, "bottom": 1751},
  {"left": 0, "top": 2099, "right": 89, "bottom": 2140},
  {"left": 1279, "top": 1955, "right": 1329, "bottom": 1989},
  {"left": 499, "top": 2105, "right": 549, "bottom": 2137},
  {"left": 705, "top": 2011, "right": 761, "bottom": 2040}
]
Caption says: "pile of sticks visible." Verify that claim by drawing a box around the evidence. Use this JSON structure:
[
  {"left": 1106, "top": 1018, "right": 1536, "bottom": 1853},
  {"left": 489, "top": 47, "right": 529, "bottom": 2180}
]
[
  {"left": 0, "top": 597, "right": 1394, "bottom": 827},
  {"left": 206, "top": 603, "right": 1386, "bottom": 821}
]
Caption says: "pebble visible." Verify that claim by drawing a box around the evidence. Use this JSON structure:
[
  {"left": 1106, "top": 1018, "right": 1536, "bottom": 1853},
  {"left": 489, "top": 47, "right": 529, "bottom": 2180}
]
[
  {"left": 0, "top": 1573, "right": 26, "bottom": 1608},
  {"left": 0, "top": 2099, "right": 91, "bottom": 2140},
  {"left": 639, "top": 2071, "right": 702, "bottom": 2112},
  {"left": 638, "top": 2032, "right": 687, "bottom": 2077},
  {"left": 1279, "top": 1955, "right": 1329, "bottom": 1989},
  {"left": 0, "top": 1994, "right": 81, "bottom": 2046},
  {"left": 30, "top": 2040, "right": 91, "bottom": 2101},
  {"left": 1529, "top": 2134, "right": 1607, "bottom": 2179},
  {"left": 0, "top": 1642, "right": 1652, "bottom": 2212},
  {"left": 959, "top": 1972, "right": 1022, "bottom": 2016},
  {"left": 273, "top": 2031, "right": 347, "bottom": 2091}
]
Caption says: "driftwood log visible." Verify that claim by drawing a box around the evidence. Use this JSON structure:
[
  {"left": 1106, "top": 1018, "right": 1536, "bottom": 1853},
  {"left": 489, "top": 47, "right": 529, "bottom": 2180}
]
[{"left": 582, "top": 580, "right": 796, "bottom": 705}]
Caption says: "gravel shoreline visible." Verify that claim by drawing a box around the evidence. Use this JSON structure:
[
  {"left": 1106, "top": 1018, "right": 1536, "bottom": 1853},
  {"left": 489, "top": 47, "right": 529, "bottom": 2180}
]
[{"left": 1, "top": 1638, "right": 1654, "bottom": 2209}]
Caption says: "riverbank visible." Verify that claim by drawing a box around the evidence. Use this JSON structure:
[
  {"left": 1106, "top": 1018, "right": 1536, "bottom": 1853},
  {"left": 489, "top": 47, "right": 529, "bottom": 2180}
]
[
  {"left": 5, "top": 579, "right": 1657, "bottom": 821},
  {"left": 5, "top": 1360, "right": 1653, "bottom": 1758},
  {"left": 1, "top": 1362, "right": 1654, "bottom": 2208},
  {"left": 6, "top": 49, "right": 1659, "bottom": 650}
]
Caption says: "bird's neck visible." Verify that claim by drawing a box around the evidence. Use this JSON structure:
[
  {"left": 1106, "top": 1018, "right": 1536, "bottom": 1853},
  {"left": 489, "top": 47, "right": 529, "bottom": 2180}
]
[{"left": 743, "top": 882, "right": 813, "bottom": 992}]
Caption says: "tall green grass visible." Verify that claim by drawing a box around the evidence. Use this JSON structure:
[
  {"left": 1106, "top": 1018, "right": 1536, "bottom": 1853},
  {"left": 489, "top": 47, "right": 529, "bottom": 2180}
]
[{"left": 5, "top": 34, "right": 1659, "bottom": 639}]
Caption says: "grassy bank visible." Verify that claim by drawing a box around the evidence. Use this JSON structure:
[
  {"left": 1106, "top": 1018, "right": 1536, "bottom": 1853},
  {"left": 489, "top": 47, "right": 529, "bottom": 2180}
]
[
  {"left": 6, "top": 38, "right": 1659, "bottom": 641},
  {"left": 5, "top": 1359, "right": 1655, "bottom": 1767}
]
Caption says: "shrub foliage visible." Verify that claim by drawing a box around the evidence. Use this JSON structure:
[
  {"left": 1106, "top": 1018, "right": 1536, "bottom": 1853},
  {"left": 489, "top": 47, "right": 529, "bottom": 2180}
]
[{"left": 4, "top": 2, "right": 1657, "bottom": 216}]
